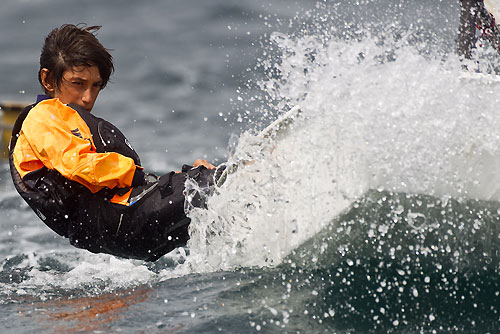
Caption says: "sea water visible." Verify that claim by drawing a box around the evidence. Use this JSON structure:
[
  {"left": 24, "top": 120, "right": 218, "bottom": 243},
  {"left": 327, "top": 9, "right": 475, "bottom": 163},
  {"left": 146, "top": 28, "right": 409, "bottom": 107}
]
[{"left": 1, "top": 0, "right": 500, "bottom": 333}]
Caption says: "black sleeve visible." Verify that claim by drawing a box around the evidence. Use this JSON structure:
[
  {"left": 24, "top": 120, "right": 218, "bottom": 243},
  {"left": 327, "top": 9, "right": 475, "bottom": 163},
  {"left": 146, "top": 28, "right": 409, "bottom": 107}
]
[{"left": 131, "top": 168, "right": 146, "bottom": 187}]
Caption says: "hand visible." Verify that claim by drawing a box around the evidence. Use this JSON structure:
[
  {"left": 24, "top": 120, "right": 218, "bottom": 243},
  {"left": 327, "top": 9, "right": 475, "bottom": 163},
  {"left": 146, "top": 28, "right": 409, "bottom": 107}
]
[
  {"left": 193, "top": 159, "right": 216, "bottom": 169},
  {"left": 144, "top": 173, "right": 159, "bottom": 184}
]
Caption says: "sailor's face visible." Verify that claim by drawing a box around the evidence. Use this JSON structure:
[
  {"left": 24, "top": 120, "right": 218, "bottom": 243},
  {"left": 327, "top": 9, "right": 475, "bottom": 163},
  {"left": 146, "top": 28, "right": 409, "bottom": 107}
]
[{"left": 53, "top": 65, "right": 103, "bottom": 112}]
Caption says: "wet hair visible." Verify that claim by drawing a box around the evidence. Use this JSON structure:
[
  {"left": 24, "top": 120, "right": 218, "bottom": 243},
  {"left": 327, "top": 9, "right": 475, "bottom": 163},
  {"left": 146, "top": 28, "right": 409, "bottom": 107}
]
[{"left": 38, "top": 24, "right": 114, "bottom": 93}]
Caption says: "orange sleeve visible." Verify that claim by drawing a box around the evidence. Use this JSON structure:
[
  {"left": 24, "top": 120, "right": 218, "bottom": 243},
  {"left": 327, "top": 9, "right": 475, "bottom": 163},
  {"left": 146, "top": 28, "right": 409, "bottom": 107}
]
[{"left": 21, "top": 101, "right": 138, "bottom": 193}]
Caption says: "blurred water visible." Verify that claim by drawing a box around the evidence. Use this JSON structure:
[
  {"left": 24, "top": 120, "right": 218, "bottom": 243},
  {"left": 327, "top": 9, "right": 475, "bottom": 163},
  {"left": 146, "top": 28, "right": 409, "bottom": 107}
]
[{"left": 2, "top": 0, "right": 500, "bottom": 333}]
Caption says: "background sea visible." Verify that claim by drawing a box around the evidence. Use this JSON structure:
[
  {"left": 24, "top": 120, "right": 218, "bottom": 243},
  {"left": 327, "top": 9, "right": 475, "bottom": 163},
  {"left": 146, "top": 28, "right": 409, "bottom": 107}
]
[{"left": 2, "top": 0, "right": 500, "bottom": 333}]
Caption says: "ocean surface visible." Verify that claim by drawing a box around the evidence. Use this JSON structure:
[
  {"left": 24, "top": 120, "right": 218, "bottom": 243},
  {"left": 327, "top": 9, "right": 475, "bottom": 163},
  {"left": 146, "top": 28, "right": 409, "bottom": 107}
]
[{"left": 2, "top": 0, "right": 500, "bottom": 333}]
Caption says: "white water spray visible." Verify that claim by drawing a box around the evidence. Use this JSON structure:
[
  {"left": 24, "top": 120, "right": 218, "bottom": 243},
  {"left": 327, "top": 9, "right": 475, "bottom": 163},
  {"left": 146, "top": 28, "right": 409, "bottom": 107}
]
[{"left": 184, "top": 28, "right": 500, "bottom": 273}]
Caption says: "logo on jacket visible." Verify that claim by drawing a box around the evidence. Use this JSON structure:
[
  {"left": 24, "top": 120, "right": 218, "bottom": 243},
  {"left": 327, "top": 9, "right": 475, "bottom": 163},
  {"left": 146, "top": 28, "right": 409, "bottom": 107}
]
[
  {"left": 72, "top": 128, "right": 95, "bottom": 152},
  {"left": 71, "top": 128, "right": 83, "bottom": 139}
]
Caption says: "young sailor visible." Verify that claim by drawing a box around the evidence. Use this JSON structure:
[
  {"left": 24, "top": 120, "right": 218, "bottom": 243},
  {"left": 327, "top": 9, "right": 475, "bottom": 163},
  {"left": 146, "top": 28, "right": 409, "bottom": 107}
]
[{"left": 9, "top": 24, "right": 217, "bottom": 261}]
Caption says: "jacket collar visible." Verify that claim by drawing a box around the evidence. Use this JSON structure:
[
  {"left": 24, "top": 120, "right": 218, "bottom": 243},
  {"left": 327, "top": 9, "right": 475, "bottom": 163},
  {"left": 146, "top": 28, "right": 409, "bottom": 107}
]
[{"left": 36, "top": 94, "right": 51, "bottom": 104}]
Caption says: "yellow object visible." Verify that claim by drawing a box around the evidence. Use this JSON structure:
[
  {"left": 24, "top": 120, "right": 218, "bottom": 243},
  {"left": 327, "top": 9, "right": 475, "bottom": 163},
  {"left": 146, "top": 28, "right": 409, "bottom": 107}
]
[{"left": 0, "top": 101, "right": 28, "bottom": 158}]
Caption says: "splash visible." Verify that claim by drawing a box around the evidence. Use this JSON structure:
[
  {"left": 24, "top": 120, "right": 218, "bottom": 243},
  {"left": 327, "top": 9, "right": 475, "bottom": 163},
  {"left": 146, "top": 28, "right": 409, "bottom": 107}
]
[{"left": 183, "top": 15, "right": 500, "bottom": 273}]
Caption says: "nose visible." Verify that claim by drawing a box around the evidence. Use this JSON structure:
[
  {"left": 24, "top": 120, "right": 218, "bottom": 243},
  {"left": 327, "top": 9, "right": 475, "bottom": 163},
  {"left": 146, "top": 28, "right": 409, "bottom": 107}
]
[{"left": 81, "top": 88, "right": 92, "bottom": 104}]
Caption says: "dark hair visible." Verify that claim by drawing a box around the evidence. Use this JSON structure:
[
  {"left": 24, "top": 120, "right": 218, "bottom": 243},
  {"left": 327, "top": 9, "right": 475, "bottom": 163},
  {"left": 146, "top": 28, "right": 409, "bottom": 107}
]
[{"left": 38, "top": 24, "right": 114, "bottom": 92}]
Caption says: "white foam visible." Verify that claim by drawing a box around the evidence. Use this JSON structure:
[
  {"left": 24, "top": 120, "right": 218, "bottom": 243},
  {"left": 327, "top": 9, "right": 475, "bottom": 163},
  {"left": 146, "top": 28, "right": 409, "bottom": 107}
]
[{"left": 181, "top": 31, "right": 500, "bottom": 274}]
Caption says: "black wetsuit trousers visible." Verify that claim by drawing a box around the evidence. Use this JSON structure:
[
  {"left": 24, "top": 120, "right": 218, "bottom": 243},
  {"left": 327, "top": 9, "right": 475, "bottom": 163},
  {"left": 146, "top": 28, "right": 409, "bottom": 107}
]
[{"left": 69, "top": 166, "right": 215, "bottom": 261}]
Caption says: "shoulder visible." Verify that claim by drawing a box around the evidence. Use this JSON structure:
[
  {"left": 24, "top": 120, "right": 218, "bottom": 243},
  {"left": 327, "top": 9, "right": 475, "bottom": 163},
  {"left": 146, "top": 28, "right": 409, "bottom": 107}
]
[{"left": 24, "top": 98, "right": 77, "bottom": 126}]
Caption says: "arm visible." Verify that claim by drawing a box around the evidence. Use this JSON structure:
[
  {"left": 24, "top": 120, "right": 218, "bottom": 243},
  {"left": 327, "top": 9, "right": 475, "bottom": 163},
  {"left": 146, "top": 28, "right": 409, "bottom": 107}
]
[{"left": 22, "top": 106, "right": 144, "bottom": 193}]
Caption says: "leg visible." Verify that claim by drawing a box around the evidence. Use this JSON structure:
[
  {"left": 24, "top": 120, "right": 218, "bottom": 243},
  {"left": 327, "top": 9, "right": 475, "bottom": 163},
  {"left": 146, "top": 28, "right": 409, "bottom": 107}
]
[{"left": 71, "top": 166, "right": 216, "bottom": 261}]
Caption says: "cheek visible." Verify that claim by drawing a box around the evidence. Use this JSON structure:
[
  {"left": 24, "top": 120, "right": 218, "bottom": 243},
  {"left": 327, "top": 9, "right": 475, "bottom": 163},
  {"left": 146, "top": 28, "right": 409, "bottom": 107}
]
[
  {"left": 91, "top": 89, "right": 101, "bottom": 101},
  {"left": 55, "top": 87, "right": 81, "bottom": 104},
  {"left": 57, "top": 90, "right": 78, "bottom": 103}
]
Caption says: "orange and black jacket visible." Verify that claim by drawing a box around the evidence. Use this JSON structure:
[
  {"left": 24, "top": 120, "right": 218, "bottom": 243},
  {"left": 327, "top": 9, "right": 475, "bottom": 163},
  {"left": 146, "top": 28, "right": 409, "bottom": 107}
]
[{"left": 9, "top": 95, "right": 146, "bottom": 236}]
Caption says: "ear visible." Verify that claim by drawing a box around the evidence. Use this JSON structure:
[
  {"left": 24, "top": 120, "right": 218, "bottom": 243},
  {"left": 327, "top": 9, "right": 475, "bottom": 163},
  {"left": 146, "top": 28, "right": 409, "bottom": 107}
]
[{"left": 40, "top": 68, "right": 55, "bottom": 94}]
